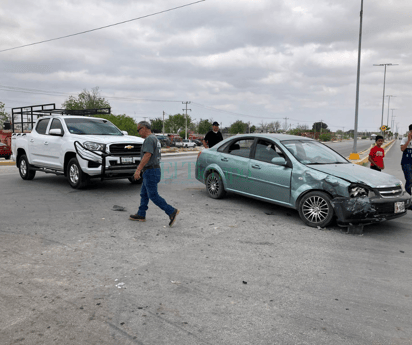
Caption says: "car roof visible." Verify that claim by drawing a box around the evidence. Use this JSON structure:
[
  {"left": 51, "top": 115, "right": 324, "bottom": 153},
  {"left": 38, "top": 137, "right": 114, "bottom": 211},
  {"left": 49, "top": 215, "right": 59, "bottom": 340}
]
[{"left": 229, "top": 133, "right": 314, "bottom": 142}]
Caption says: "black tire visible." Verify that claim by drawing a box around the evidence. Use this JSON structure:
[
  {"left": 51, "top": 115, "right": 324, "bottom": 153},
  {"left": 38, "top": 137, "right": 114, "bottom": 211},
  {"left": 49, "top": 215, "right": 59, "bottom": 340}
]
[
  {"left": 18, "top": 155, "right": 36, "bottom": 180},
  {"left": 205, "top": 172, "right": 226, "bottom": 199},
  {"left": 128, "top": 176, "right": 143, "bottom": 184},
  {"left": 5, "top": 155, "right": 10, "bottom": 160},
  {"left": 298, "top": 191, "right": 334, "bottom": 228},
  {"left": 67, "top": 157, "right": 89, "bottom": 189}
]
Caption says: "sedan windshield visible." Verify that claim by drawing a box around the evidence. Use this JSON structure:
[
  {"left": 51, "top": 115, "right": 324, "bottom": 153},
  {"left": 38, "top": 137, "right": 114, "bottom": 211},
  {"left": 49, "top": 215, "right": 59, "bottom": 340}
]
[
  {"left": 64, "top": 118, "right": 122, "bottom": 136},
  {"left": 281, "top": 140, "right": 348, "bottom": 165}
]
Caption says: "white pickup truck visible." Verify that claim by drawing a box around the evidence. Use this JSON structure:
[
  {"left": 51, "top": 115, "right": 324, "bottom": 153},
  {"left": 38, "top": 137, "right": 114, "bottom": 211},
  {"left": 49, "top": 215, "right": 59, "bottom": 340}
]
[
  {"left": 175, "top": 139, "right": 196, "bottom": 148},
  {"left": 11, "top": 104, "right": 144, "bottom": 189}
]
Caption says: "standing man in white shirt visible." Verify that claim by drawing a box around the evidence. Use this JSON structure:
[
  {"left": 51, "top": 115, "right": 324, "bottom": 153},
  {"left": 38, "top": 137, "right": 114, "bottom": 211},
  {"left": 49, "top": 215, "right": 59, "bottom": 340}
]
[{"left": 400, "top": 124, "right": 412, "bottom": 198}]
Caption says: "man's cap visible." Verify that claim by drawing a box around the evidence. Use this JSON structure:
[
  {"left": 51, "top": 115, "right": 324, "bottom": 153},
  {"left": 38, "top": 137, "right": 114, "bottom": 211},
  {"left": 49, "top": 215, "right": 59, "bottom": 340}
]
[{"left": 212, "top": 121, "right": 219, "bottom": 126}]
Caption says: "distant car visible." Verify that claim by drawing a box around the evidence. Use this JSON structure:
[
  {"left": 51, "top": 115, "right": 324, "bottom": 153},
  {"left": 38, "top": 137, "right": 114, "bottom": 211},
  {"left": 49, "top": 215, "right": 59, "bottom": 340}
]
[
  {"left": 192, "top": 139, "right": 203, "bottom": 146},
  {"left": 182, "top": 139, "right": 196, "bottom": 148},
  {"left": 195, "top": 133, "right": 411, "bottom": 233},
  {"left": 155, "top": 135, "right": 171, "bottom": 147}
]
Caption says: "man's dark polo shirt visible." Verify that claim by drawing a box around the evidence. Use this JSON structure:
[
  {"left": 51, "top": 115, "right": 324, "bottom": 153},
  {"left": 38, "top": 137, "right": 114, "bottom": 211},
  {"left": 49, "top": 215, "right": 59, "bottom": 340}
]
[{"left": 204, "top": 130, "right": 223, "bottom": 148}]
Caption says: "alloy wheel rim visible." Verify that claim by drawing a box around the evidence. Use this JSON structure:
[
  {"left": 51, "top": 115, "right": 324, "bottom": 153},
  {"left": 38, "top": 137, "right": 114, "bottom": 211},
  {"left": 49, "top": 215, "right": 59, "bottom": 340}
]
[
  {"left": 302, "top": 196, "right": 329, "bottom": 223},
  {"left": 20, "top": 160, "right": 27, "bottom": 176},
  {"left": 69, "top": 164, "right": 79, "bottom": 184},
  {"left": 207, "top": 176, "right": 219, "bottom": 196}
]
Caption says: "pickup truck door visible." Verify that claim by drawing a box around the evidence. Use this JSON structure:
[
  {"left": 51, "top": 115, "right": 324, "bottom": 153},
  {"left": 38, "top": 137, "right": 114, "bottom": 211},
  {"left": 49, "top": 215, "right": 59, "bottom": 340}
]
[
  {"left": 30, "top": 118, "right": 50, "bottom": 165},
  {"left": 43, "top": 119, "right": 65, "bottom": 168}
]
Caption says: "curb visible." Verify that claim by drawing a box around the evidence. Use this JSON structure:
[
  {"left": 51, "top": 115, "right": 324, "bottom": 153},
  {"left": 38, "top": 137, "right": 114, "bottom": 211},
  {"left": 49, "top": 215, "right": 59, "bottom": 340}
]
[
  {"left": 0, "top": 160, "right": 15, "bottom": 166},
  {"left": 349, "top": 140, "right": 395, "bottom": 166}
]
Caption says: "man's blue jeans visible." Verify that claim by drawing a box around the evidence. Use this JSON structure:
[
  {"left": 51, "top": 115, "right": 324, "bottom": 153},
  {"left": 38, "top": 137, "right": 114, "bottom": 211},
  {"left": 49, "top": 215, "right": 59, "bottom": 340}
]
[
  {"left": 402, "top": 164, "right": 412, "bottom": 195},
  {"left": 138, "top": 168, "right": 175, "bottom": 217}
]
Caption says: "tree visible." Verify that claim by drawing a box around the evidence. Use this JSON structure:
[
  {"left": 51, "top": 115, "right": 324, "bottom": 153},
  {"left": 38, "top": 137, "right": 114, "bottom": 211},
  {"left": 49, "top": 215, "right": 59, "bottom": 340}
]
[
  {"left": 229, "top": 120, "right": 248, "bottom": 134},
  {"left": 250, "top": 125, "right": 256, "bottom": 133},
  {"left": 198, "top": 119, "right": 213, "bottom": 134},
  {"left": 0, "top": 102, "right": 10, "bottom": 129},
  {"left": 165, "top": 113, "right": 192, "bottom": 133},
  {"left": 62, "top": 87, "right": 110, "bottom": 110},
  {"left": 312, "top": 122, "right": 329, "bottom": 132},
  {"left": 150, "top": 118, "right": 164, "bottom": 133},
  {"left": 319, "top": 132, "right": 332, "bottom": 141},
  {"left": 94, "top": 114, "right": 139, "bottom": 136}
]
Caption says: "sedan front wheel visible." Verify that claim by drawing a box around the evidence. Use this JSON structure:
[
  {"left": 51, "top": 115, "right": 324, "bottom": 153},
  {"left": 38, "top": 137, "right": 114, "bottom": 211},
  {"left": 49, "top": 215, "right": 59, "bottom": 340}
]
[{"left": 298, "top": 191, "right": 334, "bottom": 228}]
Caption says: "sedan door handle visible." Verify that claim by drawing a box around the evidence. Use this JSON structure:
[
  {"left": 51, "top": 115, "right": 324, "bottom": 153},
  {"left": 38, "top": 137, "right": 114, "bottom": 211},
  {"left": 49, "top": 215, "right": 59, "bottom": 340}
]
[
  {"left": 221, "top": 158, "right": 228, "bottom": 162},
  {"left": 252, "top": 164, "right": 261, "bottom": 169},
  {"left": 30, "top": 139, "right": 34, "bottom": 143},
  {"left": 44, "top": 142, "right": 49, "bottom": 145}
]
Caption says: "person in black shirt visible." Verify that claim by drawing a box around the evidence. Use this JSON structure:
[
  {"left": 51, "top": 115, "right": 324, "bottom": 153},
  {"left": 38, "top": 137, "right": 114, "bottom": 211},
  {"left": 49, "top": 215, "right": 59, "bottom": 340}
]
[{"left": 203, "top": 121, "right": 224, "bottom": 148}]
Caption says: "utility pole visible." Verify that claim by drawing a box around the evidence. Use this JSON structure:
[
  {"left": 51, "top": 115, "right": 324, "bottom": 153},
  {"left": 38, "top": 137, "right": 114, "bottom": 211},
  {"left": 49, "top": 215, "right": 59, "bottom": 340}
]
[
  {"left": 391, "top": 109, "right": 396, "bottom": 134},
  {"left": 351, "top": 0, "right": 363, "bottom": 159},
  {"left": 373, "top": 63, "right": 398, "bottom": 133},
  {"left": 283, "top": 117, "right": 289, "bottom": 132},
  {"left": 386, "top": 95, "right": 395, "bottom": 127},
  {"left": 162, "top": 111, "right": 165, "bottom": 135},
  {"left": 182, "top": 101, "right": 191, "bottom": 139}
]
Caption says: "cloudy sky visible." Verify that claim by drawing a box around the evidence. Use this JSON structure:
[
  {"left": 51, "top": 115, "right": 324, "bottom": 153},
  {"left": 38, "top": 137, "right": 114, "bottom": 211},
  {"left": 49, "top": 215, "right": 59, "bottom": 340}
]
[{"left": 1, "top": 0, "right": 411, "bottom": 134}]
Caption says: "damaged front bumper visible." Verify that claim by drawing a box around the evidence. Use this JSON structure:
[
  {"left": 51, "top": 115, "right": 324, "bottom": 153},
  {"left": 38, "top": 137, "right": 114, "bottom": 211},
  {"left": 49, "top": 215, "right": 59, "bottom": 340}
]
[{"left": 331, "top": 195, "right": 411, "bottom": 226}]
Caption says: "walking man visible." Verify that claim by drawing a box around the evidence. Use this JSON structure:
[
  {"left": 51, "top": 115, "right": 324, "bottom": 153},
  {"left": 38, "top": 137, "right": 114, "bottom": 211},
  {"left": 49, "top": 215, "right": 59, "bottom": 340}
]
[
  {"left": 203, "top": 121, "right": 224, "bottom": 149},
  {"left": 129, "top": 121, "right": 179, "bottom": 226},
  {"left": 400, "top": 124, "right": 412, "bottom": 197}
]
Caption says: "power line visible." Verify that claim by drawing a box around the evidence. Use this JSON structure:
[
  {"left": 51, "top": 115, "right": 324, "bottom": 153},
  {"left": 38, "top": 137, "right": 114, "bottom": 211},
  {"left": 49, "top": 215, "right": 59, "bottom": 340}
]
[{"left": 0, "top": 0, "right": 206, "bottom": 53}]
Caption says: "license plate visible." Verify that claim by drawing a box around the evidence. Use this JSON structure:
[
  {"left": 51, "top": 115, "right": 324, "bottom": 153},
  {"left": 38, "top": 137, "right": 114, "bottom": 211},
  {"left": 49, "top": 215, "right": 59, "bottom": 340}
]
[
  {"left": 121, "top": 157, "right": 133, "bottom": 164},
  {"left": 395, "top": 201, "right": 405, "bottom": 213}
]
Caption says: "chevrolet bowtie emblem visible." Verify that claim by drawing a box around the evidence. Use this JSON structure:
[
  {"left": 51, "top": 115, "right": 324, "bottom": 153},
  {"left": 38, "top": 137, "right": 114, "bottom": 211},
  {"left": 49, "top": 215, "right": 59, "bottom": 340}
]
[{"left": 125, "top": 145, "right": 134, "bottom": 149}]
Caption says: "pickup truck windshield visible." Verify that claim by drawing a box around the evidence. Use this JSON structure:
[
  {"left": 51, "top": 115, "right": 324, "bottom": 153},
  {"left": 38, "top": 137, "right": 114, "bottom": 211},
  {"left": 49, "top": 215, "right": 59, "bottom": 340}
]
[
  {"left": 64, "top": 118, "right": 122, "bottom": 136},
  {"left": 281, "top": 140, "right": 348, "bottom": 165}
]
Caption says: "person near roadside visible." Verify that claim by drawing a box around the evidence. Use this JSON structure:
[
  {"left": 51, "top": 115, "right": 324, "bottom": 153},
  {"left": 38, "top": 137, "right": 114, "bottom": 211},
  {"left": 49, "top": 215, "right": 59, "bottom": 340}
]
[
  {"left": 129, "top": 121, "right": 179, "bottom": 226},
  {"left": 203, "top": 121, "right": 224, "bottom": 149},
  {"left": 368, "top": 135, "right": 385, "bottom": 172},
  {"left": 400, "top": 124, "right": 412, "bottom": 196}
]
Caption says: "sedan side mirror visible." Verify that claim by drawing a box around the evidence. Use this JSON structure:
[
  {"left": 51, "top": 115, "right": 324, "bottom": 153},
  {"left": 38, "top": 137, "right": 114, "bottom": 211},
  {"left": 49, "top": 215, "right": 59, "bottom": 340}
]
[
  {"left": 49, "top": 128, "right": 63, "bottom": 136},
  {"left": 271, "top": 157, "right": 287, "bottom": 166},
  {"left": 122, "top": 131, "right": 128, "bottom": 135}
]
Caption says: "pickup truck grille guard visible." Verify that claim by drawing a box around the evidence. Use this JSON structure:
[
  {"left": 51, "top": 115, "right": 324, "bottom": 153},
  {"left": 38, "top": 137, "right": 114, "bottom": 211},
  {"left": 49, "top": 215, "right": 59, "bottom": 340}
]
[{"left": 74, "top": 141, "right": 139, "bottom": 181}]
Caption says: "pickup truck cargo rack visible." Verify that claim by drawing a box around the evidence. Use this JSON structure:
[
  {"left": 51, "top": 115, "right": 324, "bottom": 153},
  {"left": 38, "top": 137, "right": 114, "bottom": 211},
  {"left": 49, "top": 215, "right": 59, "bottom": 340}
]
[{"left": 11, "top": 103, "right": 111, "bottom": 133}]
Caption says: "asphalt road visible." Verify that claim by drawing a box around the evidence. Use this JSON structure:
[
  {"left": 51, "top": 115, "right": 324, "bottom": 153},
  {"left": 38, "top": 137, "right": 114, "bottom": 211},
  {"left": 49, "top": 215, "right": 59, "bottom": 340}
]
[{"left": 1, "top": 143, "right": 412, "bottom": 345}]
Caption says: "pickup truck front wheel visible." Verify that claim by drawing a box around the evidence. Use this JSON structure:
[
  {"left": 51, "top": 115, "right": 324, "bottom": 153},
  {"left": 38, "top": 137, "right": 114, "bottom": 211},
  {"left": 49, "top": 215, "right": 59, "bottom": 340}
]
[
  {"left": 67, "top": 158, "right": 89, "bottom": 189},
  {"left": 19, "top": 155, "right": 36, "bottom": 180}
]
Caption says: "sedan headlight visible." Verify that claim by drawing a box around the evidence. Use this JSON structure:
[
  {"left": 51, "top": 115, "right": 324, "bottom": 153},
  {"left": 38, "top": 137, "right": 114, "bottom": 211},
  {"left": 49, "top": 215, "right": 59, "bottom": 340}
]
[
  {"left": 83, "top": 141, "right": 105, "bottom": 151},
  {"left": 349, "top": 185, "right": 375, "bottom": 198}
]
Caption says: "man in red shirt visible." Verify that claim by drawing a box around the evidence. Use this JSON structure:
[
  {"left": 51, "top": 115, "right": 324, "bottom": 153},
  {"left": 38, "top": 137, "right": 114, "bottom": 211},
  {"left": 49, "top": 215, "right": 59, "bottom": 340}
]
[{"left": 368, "top": 135, "right": 385, "bottom": 171}]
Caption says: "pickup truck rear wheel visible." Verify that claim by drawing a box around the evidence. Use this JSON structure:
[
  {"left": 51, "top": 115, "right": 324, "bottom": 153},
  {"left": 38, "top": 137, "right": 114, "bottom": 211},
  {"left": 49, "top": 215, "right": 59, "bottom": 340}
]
[
  {"left": 19, "top": 155, "right": 36, "bottom": 180},
  {"left": 67, "top": 157, "right": 89, "bottom": 189}
]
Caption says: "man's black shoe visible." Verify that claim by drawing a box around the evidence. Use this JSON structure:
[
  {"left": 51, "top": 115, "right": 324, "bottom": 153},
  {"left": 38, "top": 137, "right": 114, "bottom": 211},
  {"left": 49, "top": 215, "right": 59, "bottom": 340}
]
[
  {"left": 169, "top": 209, "right": 180, "bottom": 227},
  {"left": 129, "top": 214, "right": 146, "bottom": 222}
]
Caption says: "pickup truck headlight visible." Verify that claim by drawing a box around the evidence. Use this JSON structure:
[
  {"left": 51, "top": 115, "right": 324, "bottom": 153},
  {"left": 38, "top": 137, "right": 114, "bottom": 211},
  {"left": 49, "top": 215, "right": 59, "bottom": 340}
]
[
  {"left": 83, "top": 141, "right": 105, "bottom": 152},
  {"left": 349, "top": 185, "right": 375, "bottom": 198}
]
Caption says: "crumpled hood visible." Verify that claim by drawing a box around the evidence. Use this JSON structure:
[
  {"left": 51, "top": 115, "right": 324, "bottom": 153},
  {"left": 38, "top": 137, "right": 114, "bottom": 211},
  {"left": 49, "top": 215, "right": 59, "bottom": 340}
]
[
  {"left": 73, "top": 135, "right": 144, "bottom": 145},
  {"left": 310, "top": 163, "right": 401, "bottom": 188}
]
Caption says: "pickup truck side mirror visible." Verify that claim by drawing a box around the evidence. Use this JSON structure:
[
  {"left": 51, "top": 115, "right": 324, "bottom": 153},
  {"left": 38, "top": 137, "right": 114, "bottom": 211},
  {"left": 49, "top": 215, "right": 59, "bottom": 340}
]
[
  {"left": 49, "top": 128, "right": 63, "bottom": 136},
  {"left": 271, "top": 157, "right": 287, "bottom": 166}
]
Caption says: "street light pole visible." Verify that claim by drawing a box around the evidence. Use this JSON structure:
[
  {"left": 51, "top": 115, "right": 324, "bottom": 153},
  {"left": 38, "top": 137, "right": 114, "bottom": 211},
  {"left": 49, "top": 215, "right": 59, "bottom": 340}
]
[
  {"left": 373, "top": 63, "right": 398, "bottom": 132},
  {"left": 351, "top": 0, "right": 363, "bottom": 159},
  {"left": 386, "top": 95, "right": 395, "bottom": 128}
]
